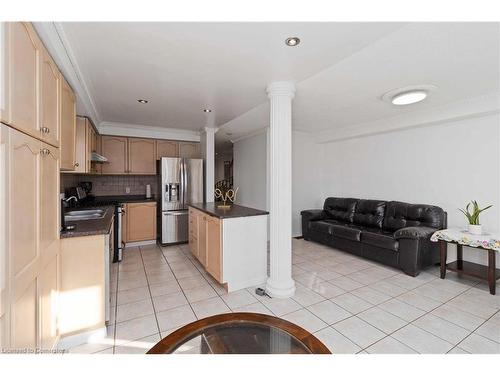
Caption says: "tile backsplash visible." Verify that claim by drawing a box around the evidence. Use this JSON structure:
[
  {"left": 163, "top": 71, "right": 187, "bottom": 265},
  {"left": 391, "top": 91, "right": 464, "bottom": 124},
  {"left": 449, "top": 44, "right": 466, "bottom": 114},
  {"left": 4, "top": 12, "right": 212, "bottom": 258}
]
[{"left": 60, "top": 174, "right": 158, "bottom": 197}]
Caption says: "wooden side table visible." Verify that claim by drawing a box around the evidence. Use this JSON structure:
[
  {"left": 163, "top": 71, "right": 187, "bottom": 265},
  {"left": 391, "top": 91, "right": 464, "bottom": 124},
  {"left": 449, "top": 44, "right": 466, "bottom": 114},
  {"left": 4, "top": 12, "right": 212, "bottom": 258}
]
[{"left": 436, "top": 237, "right": 500, "bottom": 295}]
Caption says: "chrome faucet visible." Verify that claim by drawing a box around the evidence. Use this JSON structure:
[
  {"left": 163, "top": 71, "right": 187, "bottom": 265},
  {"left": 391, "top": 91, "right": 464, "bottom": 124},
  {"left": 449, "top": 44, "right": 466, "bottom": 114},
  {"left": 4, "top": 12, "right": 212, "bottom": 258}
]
[{"left": 64, "top": 196, "right": 78, "bottom": 203}]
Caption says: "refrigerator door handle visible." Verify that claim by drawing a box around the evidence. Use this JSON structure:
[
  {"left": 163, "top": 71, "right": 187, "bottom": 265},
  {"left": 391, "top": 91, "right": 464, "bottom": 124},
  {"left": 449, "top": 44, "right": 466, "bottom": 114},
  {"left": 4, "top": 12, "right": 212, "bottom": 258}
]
[{"left": 183, "top": 158, "right": 187, "bottom": 206}]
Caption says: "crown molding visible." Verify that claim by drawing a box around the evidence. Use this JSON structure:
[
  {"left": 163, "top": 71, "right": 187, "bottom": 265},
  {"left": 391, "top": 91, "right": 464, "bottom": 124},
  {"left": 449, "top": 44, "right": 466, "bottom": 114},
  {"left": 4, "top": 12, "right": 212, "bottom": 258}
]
[
  {"left": 32, "top": 22, "right": 101, "bottom": 126},
  {"left": 99, "top": 121, "right": 201, "bottom": 142},
  {"left": 315, "top": 92, "right": 500, "bottom": 144}
]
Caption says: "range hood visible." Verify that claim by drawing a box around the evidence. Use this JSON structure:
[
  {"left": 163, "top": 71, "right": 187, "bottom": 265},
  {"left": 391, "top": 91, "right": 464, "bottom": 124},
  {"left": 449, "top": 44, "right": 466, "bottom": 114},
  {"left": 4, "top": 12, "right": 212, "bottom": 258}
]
[{"left": 91, "top": 152, "right": 108, "bottom": 163}]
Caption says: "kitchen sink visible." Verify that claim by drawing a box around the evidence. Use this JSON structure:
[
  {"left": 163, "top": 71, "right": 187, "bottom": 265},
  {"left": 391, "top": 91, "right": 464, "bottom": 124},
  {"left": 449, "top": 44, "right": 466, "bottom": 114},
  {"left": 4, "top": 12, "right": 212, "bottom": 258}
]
[{"left": 65, "top": 209, "right": 105, "bottom": 221}]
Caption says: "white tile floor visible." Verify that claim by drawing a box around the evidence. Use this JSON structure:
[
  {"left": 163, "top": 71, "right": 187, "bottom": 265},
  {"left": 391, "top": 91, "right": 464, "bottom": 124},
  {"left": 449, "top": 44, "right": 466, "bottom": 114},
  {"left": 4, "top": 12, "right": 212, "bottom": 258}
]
[{"left": 68, "top": 239, "right": 500, "bottom": 354}]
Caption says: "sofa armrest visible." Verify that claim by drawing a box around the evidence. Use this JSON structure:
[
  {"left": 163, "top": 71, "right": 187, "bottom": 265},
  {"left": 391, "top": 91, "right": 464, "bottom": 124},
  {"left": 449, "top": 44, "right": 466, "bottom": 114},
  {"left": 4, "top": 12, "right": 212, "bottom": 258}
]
[
  {"left": 394, "top": 226, "right": 437, "bottom": 240},
  {"left": 300, "top": 209, "right": 326, "bottom": 221}
]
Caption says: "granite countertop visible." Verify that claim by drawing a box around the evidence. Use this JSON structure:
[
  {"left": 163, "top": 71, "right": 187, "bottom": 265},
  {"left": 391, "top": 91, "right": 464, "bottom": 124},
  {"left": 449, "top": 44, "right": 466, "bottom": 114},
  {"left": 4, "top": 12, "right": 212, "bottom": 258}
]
[
  {"left": 189, "top": 202, "right": 268, "bottom": 219},
  {"left": 60, "top": 206, "right": 115, "bottom": 239}
]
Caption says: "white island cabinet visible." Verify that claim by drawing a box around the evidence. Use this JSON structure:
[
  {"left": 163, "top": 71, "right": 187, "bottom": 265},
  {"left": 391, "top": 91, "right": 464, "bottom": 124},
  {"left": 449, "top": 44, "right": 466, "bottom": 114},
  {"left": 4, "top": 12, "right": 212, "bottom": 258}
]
[{"left": 188, "top": 203, "right": 268, "bottom": 292}]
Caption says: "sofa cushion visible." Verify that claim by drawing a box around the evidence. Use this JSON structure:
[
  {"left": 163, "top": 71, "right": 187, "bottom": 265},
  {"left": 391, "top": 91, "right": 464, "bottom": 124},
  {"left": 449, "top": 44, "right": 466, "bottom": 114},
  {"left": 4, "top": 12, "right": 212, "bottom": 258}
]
[
  {"left": 383, "top": 201, "right": 446, "bottom": 232},
  {"left": 323, "top": 197, "right": 358, "bottom": 223},
  {"left": 309, "top": 221, "right": 333, "bottom": 235},
  {"left": 353, "top": 199, "right": 386, "bottom": 228},
  {"left": 331, "top": 224, "right": 362, "bottom": 241},
  {"left": 361, "top": 231, "right": 399, "bottom": 251}
]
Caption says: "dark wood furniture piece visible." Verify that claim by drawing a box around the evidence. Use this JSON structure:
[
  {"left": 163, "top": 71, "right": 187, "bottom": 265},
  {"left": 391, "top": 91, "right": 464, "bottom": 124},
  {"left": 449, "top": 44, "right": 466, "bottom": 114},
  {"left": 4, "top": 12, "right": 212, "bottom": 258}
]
[
  {"left": 438, "top": 240, "right": 500, "bottom": 295},
  {"left": 147, "top": 312, "right": 331, "bottom": 354}
]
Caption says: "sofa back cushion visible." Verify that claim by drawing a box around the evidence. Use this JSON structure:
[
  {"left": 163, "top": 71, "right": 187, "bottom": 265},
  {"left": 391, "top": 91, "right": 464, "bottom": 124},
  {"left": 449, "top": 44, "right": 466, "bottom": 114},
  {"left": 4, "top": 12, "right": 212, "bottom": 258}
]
[
  {"left": 383, "top": 201, "right": 446, "bottom": 232},
  {"left": 353, "top": 199, "right": 386, "bottom": 228},
  {"left": 323, "top": 197, "right": 358, "bottom": 223}
]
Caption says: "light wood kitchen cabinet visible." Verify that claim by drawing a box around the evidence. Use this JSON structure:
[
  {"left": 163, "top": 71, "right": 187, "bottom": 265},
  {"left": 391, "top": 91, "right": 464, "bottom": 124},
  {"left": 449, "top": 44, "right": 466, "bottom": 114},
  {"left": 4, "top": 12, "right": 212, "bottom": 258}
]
[
  {"left": 179, "top": 142, "right": 201, "bottom": 158},
  {"left": 0, "top": 23, "right": 10, "bottom": 125},
  {"left": 6, "top": 22, "right": 39, "bottom": 138},
  {"left": 40, "top": 46, "right": 60, "bottom": 147},
  {"left": 101, "top": 135, "right": 128, "bottom": 174},
  {"left": 206, "top": 215, "right": 222, "bottom": 282},
  {"left": 128, "top": 137, "right": 156, "bottom": 174},
  {"left": 156, "top": 139, "right": 179, "bottom": 159},
  {"left": 70, "top": 116, "right": 88, "bottom": 173},
  {"left": 122, "top": 203, "right": 128, "bottom": 244},
  {"left": 189, "top": 209, "right": 221, "bottom": 281},
  {"left": 1, "top": 123, "right": 61, "bottom": 349},
  {"left": 126, "top": 202, "right": 157, "bottom": 242},
  {"left": 60, "top": 76, "right": 76, "bottom": 170},
  {"left": 39, "top": 255, "right": 59, "bottom": 349}
]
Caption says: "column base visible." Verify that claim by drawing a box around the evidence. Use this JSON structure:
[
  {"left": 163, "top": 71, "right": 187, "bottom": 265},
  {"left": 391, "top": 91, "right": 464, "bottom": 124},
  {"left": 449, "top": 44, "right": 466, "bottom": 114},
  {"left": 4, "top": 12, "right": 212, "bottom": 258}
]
[{"left": 265, "top": 277, "right": 296, "bottom": 299}]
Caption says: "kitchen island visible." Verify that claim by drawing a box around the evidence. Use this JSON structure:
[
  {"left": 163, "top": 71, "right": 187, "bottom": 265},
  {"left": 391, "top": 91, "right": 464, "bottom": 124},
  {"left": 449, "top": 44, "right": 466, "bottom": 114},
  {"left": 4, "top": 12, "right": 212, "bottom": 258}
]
[{"left": 188, "top": 203, "right": 268, "bottom": 292}]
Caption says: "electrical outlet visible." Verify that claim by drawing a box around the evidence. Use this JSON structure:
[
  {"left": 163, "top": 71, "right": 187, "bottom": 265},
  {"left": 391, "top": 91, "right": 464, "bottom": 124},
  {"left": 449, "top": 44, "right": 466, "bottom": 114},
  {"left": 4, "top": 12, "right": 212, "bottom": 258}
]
[{"left": 125, "top": 187, "right": 130, "bottom": 194}]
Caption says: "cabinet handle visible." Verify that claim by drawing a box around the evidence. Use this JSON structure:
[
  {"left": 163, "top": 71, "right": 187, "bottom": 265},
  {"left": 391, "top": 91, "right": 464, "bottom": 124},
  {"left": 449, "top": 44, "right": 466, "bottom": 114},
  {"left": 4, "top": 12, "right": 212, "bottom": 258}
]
[
  {"left": 75, "top": 162, "right": 79, "bottom": 167},
  {"left": 41, "top": 127, "right": 50, "bottom": 134},
  {"left": 41, "top": 148, "right": 51, "bottom": 156}
]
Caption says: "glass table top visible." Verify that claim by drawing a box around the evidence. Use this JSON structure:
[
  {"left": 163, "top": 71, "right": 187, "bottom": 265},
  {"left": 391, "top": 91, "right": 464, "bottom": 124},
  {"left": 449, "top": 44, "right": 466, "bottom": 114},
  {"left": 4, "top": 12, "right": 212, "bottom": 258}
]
[{"left": 147, "top": 312, "right": 331, "bottom": 354}]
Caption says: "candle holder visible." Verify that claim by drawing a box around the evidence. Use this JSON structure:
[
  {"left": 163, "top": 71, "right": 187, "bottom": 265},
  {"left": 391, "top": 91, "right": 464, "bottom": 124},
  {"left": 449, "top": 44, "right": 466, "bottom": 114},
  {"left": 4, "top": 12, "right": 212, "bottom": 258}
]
[{"left": 215, "top": 187, "right": 239, "bottom": 209}]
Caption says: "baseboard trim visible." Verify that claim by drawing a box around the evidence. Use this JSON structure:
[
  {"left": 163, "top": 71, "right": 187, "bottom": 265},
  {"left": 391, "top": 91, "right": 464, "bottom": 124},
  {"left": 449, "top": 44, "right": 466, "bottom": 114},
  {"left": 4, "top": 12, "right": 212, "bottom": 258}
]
[
  {"left": 124, "top": 240, "right": 156, "bottom": 248},
  {"left": 57, "top": 327, "right": 107, "bottom": 350}
]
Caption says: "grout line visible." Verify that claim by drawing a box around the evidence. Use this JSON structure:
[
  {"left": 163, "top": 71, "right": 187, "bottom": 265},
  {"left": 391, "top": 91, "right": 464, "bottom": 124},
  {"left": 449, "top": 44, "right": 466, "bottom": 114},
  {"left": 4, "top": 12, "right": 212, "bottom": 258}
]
[
  {"left": 138, "top": 245, "right": 162, "bottom": 341},
  {"left": 156, "top": 244, "right": 200, "bottom": 323}
]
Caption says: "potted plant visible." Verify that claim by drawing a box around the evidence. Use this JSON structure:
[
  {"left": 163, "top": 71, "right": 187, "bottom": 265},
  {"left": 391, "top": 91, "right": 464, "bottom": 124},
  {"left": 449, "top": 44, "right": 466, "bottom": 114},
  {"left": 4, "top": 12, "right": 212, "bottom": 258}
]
[{"left": 459, "top": 200, "right": 492, "bottom": 235}]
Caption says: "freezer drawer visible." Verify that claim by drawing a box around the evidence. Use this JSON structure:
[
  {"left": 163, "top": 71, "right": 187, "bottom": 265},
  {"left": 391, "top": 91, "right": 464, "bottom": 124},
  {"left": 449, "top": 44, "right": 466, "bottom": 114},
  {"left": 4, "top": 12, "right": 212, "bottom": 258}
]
[{"left": 162, "top": 210, "right": 188, "bottom": 244}]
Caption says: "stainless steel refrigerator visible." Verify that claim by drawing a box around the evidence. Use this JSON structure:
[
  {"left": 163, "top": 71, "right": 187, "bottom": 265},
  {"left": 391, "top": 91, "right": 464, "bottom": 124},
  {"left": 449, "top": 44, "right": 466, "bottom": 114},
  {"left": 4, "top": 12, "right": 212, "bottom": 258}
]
[{"left": 158, "top": 157, "right": 204, "bottom": 245}]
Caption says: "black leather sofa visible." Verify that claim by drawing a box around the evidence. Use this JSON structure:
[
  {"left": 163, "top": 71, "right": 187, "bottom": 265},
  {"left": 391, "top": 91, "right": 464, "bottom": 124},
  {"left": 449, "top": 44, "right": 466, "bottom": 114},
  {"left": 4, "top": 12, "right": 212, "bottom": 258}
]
[{"left": 301, "top": 198, "right": 447, "bottom": 276}]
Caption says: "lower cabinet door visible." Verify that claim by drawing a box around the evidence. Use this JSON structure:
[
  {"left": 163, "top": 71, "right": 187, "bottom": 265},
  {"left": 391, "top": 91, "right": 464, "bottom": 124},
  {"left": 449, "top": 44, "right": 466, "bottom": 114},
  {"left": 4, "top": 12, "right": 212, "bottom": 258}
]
[
  {"left": 11, "top": 280, "right": 37, "bottom": 349},
  {"left": 39, "top": 255, "right": 59, "bottom": 349},
  {"left": 127, "top": 202, "right": 157, "bottom": 242},
  {"left": 198, "top": 215, "right": 207, "bottom": 266},
  {"left": 206, "top": 217, "right": 222, "bottom": 282}
]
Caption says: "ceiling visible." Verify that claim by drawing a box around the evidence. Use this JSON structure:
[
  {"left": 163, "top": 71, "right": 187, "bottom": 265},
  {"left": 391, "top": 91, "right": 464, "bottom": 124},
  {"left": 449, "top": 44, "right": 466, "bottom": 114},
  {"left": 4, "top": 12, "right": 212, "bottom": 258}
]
[
  {"left": 59, "top": 22, "right": 405, "bottom": 130},
  {"left": 218, "top": 22, "right": 500, "bottom": 147},
  {"left": 52, "top": 22, "right": 499, "bottom": 150}
]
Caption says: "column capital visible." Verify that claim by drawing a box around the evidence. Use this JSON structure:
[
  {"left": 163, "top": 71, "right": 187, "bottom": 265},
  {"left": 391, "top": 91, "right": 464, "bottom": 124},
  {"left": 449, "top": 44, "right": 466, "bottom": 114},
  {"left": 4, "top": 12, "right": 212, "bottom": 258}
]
[
  {"left": 266, "top": 81, "right": 296, "bottom": 99},
  {"left": 203, "top": 126, "right": 219, "bottom": 134}
]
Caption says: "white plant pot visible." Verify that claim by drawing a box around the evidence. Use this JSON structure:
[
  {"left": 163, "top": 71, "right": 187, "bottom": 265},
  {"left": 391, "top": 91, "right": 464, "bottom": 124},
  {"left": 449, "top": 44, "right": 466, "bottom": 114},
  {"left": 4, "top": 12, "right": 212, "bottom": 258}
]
[{"left": 468, "top": 224, "right": 482, "bottom": 235}]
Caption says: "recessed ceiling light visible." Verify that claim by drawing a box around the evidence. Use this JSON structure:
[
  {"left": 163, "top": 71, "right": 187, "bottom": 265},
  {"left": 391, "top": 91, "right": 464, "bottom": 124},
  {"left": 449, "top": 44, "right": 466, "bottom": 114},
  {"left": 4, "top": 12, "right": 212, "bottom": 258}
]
[
  {"left": 381, "top": 85, "right": 437, "bottom": 106},
  {"left": 391, "top": 90, "right": 427, "bottom": 105},
  {"left": 137, "top": 99, "right": 149, "bottom": 104},
  {"left": 203, "top": 109, "right": 212, "bottom": 113},
  {"left": 285, "top": 37, "right": 300, "bottom": 47}
]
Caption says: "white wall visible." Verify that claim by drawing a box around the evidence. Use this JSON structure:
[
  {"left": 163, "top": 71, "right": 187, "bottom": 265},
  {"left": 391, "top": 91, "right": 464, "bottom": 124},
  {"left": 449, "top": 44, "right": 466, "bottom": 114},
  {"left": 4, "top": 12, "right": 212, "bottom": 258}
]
[
  {"left": 233, "top": 131, "right": 268, "bottom": 211},
  {"left": 292, "top": 131, "right": 324, "bottom": 236},
  {"left": 320, "top": 113, "right": 500, "bottom": 265},
  {"left": 233, "top": 130, "right": 323, "bottom": 237}
]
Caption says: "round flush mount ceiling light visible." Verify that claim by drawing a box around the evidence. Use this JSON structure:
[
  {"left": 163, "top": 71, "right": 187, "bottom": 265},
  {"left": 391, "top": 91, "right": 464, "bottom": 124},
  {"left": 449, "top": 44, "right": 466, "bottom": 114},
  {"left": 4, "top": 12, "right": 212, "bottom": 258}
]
[
  {"left": 392, "top": 91, "right": 427, "bottom": 105},
  {"left": 382, "top": 84, "right": 437, "bottom": 106},
  {"left": 137, "top": 99, "right": 149, "bottom": 104},
  {"left": 285, "top": 37, "right": 301, "bottom": 46},
  {"left": 203, "top": 109, "right": 212, "bottom": 113}
]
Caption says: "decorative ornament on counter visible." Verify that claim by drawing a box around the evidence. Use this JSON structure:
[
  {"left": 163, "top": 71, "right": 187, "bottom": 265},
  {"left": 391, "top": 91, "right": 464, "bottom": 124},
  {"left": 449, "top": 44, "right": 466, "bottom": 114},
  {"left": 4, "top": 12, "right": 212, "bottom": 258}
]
[{"left": 215, "top": 187, "right": 239, "bottom": 209}]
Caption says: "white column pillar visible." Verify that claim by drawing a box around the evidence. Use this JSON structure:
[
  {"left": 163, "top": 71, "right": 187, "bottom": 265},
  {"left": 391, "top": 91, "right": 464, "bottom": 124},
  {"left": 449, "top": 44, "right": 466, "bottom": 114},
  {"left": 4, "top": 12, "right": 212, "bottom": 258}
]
[
  {"left": 265, "top": 81, "right": 296, "bottom": 298},
  {"left": 203, "top": 127, "right": 217, "bottom": 202}
]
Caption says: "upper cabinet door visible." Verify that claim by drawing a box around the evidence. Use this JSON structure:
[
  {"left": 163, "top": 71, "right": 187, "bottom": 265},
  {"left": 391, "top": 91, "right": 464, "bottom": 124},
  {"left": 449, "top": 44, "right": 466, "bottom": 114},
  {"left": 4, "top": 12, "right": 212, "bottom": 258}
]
[
  {"left": 0, "top": 22, "right": 10, "bottom": 125},
  {"left": 128, "top": 138, "right": 156, "bottom": 174},
  {"left": 179, "top": 142, "right": 201, "bottom": 159},
  {"left": 59, "top": 77, "right": 76, "bottom": 170},
  {"left": 156, "top": 140, "right": 179, "bottom": 159},
  {"left": 8, "top": 22, "right": 40, "bottom": 137},
  {"left": 39, "top": 47, "right": 60, "bottom": 147},
  {"left": 101, "top": 136, "right": 128, "bottom": 174}
]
